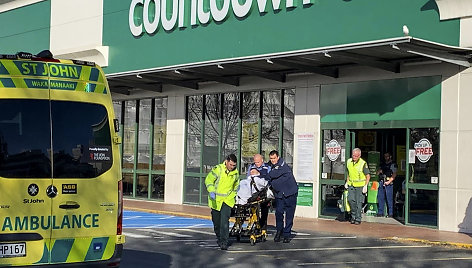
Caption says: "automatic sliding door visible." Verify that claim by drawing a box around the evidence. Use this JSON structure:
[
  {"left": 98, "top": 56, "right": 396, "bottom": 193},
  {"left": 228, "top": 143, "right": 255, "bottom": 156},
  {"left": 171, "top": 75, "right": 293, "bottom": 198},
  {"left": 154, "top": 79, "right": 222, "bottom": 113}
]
[
  {"left": 320, "top": 129, "right": 348, "bottom": 217},
  {"left": 407, "top": 128, "right": 439, "bottom": 227}
]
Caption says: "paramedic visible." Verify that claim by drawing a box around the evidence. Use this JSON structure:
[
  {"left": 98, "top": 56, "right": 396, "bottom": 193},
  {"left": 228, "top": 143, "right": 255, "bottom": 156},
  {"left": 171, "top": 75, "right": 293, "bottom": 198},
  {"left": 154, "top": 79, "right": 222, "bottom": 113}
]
[
  {"left": 345, "top": 148, "right": 371, "bottom": 225},
  {"left": 205, "top": 154, "right": 240, "bottom": 250},
  {"left": 268, "top": 150, "right": 298, "bottom": 243},
  {"left": 247, "top": 154, "right": 271, "bottom": 230},
  {"left": 376, "top": 152, "right": 397, "bottom": 218}
]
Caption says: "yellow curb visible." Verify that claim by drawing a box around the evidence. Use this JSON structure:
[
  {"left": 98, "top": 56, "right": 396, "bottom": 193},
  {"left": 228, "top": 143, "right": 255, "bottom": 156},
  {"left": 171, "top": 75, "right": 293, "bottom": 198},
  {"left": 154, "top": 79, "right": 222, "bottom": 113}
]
[{"left": 384, "top": 237, "right": 472, "bottom": 250}]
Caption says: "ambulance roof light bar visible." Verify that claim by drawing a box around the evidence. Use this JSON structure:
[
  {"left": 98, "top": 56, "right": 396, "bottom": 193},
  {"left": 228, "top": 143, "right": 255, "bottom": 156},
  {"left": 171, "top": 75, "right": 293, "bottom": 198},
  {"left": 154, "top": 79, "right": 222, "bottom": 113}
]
[{"left": 72, "top": 59, "right": 96, "bottom": 67}]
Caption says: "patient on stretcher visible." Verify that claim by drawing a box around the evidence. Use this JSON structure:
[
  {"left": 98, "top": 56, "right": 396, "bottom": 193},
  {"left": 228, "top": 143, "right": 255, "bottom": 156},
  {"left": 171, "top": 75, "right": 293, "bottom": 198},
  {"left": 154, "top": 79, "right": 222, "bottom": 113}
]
[{"left": 236, "top": 168, "right": 273, "bottom": 205}]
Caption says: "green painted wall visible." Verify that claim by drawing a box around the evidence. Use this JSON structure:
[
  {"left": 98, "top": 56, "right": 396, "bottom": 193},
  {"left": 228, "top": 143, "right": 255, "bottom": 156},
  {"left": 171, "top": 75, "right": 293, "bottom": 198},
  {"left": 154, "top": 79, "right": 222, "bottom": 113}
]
[
  {"left": 0, "top": 1, "right": 50, "bottom": 55},
  {"left": 320, "top": 76, "right": 442, "bottom": 123},
  {"left": 103, "top": 0, "right": 459, "bottom": 74}
]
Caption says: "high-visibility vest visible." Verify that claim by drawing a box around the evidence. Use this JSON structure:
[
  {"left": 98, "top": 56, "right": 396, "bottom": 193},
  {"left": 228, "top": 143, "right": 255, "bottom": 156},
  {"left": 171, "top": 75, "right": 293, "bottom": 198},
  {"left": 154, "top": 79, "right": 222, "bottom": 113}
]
[
  {"left": 346, "top": 158, "right": 368, "bottom": 187},
  {"left": 205, "top": 163, "right": 240, "bottom": 211}
]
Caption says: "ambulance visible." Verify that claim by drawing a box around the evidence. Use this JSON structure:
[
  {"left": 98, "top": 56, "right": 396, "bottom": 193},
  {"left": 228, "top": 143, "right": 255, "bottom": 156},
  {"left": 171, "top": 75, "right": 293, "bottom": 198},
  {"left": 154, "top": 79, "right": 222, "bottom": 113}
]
[{"left": 0, "top": 51, "right": 124, "bottom": 267}]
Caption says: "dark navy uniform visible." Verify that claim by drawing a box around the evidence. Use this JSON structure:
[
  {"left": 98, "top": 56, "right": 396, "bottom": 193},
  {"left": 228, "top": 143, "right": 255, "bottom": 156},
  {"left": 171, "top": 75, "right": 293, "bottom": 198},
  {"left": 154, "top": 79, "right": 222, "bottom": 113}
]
[
  {"left": 269, "top": 158, "right": 298, "bottom": 241},
  {"left": 377, "top": 160, "right": 397, "bottom": 217}
]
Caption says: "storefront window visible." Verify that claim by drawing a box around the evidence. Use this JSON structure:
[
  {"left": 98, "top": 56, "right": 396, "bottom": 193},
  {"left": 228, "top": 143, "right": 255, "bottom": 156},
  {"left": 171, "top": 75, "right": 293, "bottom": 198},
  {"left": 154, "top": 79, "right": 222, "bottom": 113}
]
[
  {"left": 408, "top": 189, "right": 437, "bottom": 226},
  {"left": 222, "top": 93, "right": 239, "bottom": 161},
  {"left": 136, "top": 173, "right": 149, "bottom": 197},
  {"left": 153, "top": 98, "right": 167, "bottom": 170},
  {"left": 322, "top": 129, "right": 346, "bottom": 180},
  {"left": 241, "top": 92, "right": 259, "bottom": 173},
  {"left": 262, "top": 91, "right": 280, "bottom": 160},
  {"left": 151, "top": 174, "right": 165, "bottom": 199},
  {"left": 409, "top": 128, "right": 439, "bottom": 184},
  {"left": 123, "top": 100, "right": 136, "bottom": 169},
  {"left": 137, "top": 99, "right": 152, "bottom": 170},
  {"left": 407, "top": 127, "right": 439, "bottom": 227},
  {"left": 113, "top": 101, "right": 122, "bottom": 125},
  {"left": 283, "top": 89, "right": 295, "bottom": 165},
  {"left": 122, "top": 172, "right": 133, "bottom": 197},
  {"left": 321, "top": 184, "right": 344, "bottom": 217},
  {"left": 184, "top": 176, "right": 201, "bottom": 204},
  {"left": 184, "top": 89, "right": 295, "bottom": 205},
  {"left": 186, "top": 96, "right": 203, "bottom": 173},
  {"left": 203, "top": 94, "right": 220, "bottom": 173}
]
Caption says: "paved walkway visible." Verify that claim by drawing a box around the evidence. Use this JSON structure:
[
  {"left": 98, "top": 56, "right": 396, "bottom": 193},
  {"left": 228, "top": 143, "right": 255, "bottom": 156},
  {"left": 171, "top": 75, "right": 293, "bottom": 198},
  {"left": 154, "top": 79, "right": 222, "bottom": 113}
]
[{"left": 124, "top": 198, "right": 472, "bottom": 249}]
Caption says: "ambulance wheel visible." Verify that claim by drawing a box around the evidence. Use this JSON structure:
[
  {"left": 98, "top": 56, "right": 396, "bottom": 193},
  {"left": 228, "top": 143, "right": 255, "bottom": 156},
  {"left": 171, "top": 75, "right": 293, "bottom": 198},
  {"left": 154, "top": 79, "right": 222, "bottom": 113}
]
[
  {"left": 250, "top": 236, "right": 256, "bottom": 246},
  {"left": 236, "top": 235, "right": 241, "bottom": 242}
]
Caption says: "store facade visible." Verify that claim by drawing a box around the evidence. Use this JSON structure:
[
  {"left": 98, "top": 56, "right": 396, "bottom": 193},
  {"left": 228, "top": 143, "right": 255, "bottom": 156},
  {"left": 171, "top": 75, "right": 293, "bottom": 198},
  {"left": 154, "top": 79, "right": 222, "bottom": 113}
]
[{"left": 2, "top": 0, "right": 472, "bottom": 232}]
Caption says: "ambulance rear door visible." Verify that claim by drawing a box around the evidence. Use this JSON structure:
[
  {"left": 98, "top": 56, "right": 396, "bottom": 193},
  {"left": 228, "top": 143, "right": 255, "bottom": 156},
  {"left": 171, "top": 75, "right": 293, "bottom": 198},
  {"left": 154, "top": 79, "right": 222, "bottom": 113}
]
[
  {"left": 47, "top": 62, "right": 119, "bottom": 265},
  {"left": 0, "top": 58, "right": 54, "bottom": 266}
]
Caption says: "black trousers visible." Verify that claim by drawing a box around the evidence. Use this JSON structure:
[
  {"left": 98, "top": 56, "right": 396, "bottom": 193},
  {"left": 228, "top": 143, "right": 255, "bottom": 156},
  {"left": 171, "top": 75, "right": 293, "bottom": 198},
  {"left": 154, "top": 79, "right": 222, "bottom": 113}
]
[
  {"left": 259, "top": 201, "right": 269, "bottom": 230},
  {"left": 211, "top": 202, "right": 232, "bottom": 246}
]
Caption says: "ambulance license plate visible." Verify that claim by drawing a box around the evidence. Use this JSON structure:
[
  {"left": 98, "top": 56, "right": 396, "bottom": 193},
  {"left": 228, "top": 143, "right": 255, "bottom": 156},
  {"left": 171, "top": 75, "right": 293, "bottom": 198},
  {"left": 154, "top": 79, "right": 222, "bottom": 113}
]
[{"left": 0, "top": 242, "right": 26, "bottom": 258}]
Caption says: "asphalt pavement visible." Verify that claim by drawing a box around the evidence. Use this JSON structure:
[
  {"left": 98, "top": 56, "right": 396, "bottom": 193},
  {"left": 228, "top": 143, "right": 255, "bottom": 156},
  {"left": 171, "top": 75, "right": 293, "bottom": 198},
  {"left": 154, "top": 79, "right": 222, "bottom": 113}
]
[{"left": 123, "top": 198, "right": 472, "bottom": 250}]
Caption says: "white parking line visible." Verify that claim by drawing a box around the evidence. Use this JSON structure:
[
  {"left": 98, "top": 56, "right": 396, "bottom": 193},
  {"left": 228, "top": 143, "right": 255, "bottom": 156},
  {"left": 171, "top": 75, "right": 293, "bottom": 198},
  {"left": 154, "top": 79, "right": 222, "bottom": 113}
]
[
  {"left": 228, "top": 245, "right": 430, "bottom": 253},
  {"left": 123, "top": 232, "right": 150, "bottom": 239},
  {"left": 137, "top": 229, "right": 192, "bottom": 238},
  {"left": 176, "top": 228, "right": 215, "bottom": 235},
  {"left": 291, "top": 236, "right": 357, "bottom": 240},
  {"left": 298, "top": 257, "right": 472, "bottom": 266},
  {"left": 159, "top": 239, "right": 215, "bottom": 243}
]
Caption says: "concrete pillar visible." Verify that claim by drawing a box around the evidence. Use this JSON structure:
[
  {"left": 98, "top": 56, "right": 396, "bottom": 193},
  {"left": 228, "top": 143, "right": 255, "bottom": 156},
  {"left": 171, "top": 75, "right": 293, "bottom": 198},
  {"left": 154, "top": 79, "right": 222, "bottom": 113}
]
[
  {"left": 293, "top": 85, "right": 321, "bottom": 218},
  {"left": 164, "top": 95, "right": 186, "bottom": 204},
  {"left": 439, "top": 66, "right": 472, "bottom": 233}
]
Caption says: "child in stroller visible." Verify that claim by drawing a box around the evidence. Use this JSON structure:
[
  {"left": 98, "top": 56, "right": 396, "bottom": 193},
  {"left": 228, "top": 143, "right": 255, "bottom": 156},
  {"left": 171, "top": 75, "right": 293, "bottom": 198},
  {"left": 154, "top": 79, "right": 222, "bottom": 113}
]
[{"left": 230, "top": 168, "right": 274, "bottom": 245}]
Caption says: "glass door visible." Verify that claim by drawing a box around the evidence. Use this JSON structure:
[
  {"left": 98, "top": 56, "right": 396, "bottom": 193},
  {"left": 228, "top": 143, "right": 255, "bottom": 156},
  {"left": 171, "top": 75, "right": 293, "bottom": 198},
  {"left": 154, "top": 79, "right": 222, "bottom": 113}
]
[
  {"left": 319, "top": 129, "right": 353, "bottom": 217},
  {"left": 406, "top": 128, "right": 439, "bottom": 227}
]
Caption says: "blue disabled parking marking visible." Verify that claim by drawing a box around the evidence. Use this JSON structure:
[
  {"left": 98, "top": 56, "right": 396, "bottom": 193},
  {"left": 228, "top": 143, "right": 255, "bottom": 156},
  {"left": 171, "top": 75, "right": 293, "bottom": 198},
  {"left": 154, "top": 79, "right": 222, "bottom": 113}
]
[{"left": 123, "top": 210, "right": 213, "bottom": 228}]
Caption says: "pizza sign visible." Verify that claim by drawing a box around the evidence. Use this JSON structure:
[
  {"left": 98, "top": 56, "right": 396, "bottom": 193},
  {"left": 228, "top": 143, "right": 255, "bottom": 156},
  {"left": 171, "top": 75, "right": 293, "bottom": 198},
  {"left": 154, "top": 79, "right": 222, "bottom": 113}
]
[
  {"left": 326, "top": 139, "right": 342, "bottom": 161},
  {"left": 414, "top": 138, "right": 433, "bottom": 163}
]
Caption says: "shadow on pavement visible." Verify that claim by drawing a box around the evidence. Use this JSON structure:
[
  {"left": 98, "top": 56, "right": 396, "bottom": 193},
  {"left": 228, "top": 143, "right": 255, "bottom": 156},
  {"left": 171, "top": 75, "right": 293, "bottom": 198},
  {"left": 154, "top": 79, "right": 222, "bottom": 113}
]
[
  {"left": 121, "top": 249, "right": 172, "bottom": 268},
  {"left": 459, "top": 197, "right": 472, "bottom": 237}
]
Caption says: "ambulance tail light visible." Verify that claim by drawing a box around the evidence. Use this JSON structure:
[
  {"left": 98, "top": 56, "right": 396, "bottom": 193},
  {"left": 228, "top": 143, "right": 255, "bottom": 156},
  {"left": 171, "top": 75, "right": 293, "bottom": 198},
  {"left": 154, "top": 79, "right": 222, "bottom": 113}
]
[{"left": 117, "top": 180, "right": 123, "bottom": 235}]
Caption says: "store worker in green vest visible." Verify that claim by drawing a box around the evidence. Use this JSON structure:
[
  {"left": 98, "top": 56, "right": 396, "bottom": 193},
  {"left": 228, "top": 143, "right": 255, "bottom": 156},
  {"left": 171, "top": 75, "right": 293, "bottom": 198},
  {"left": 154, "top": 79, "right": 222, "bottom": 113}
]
[
  {"left": 344, "top": 148, "right": 371, "bottom": 225},
  {"left": 205, "top": 154, "right": 240, "bottom": 250}
]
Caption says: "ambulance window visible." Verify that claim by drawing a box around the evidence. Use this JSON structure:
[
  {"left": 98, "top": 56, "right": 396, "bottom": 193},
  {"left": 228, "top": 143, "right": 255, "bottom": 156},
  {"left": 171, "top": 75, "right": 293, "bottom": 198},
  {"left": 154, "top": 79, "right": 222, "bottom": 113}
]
[
  {"left": 0, "top": 99, "right": 52, "bottom": 178},
  {"left": 51, "top": 101, "right": 112, "bottom": 178}
]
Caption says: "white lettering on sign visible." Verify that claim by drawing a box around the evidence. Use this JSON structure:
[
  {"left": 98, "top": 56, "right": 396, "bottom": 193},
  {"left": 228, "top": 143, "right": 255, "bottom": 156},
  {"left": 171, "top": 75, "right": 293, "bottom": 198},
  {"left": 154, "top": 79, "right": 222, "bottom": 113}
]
[
  {"left": 414, "top": 138, "right": 433, "bottom": 163},
  {"left": 325, "top": 139, "right": 341, "bottom": 162},
  {"left": 129, "top": 0, "right": 316, "bottom": 36}
]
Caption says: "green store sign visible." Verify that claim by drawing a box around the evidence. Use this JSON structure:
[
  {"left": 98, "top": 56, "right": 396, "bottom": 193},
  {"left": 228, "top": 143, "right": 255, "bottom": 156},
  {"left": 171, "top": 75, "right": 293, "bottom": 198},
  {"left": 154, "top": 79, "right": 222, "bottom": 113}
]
[
  {"left": 129, "top": 0, "right": 315, "bottom": 36},
  {"left": 103, "top": 0, "right": 460, "bottom": 74}
]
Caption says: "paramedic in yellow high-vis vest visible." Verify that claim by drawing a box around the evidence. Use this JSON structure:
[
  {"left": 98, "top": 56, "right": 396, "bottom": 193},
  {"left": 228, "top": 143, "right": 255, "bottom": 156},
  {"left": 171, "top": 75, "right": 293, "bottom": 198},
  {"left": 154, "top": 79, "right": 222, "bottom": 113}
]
[
  {"left": 205, "top": 154, "right": 240, "bottom": 250},
  {"left": 344, "top": 148, "right": 370, "bottom": 225}
]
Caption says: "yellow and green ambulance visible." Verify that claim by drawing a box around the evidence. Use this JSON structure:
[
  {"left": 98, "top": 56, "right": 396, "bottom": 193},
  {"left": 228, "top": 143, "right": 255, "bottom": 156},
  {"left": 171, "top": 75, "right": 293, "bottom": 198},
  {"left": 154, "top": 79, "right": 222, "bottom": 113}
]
[{"left": 0, "top": 51, "right": 124, "bottom": 267}]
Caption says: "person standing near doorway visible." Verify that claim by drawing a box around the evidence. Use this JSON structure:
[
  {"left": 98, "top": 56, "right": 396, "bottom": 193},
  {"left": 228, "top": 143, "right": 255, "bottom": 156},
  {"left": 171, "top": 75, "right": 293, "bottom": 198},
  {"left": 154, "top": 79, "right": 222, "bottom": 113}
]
[
  {"left": 345, "top": 148, "right": 371, "bottom": 225},
  {"left": 268, "top": 150, "right": 298, "bottom": 243},
  {"left": 205, "top": 154, "right": 240, "bottom": 250},
  {"left": 376, "top": 152, "right": 397, "bottom": 218},
  {"left": 247, "top": 154, "right": 271, "bottom": 231}
]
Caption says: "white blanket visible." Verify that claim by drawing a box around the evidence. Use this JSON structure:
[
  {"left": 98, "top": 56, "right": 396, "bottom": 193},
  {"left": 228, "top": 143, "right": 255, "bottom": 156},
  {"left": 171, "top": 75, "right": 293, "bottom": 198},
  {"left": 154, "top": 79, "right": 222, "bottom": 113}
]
[{"left": 236, "top": 175, "right": 274, "bottom": 205}]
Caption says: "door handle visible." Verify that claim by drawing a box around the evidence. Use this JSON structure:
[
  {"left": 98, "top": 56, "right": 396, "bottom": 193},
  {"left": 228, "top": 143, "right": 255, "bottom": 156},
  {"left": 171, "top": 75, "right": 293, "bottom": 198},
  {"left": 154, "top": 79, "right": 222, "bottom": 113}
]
[{"left": 59, "top": 202, "right": 80, "bottom": 209}]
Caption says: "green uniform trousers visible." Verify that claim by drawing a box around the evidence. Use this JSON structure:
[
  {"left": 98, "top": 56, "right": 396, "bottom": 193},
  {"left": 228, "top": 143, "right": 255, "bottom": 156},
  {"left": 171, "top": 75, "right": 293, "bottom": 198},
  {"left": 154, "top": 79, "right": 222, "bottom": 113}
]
[{"left": 211, "top": 202, "right": 232, "bottom": 246}]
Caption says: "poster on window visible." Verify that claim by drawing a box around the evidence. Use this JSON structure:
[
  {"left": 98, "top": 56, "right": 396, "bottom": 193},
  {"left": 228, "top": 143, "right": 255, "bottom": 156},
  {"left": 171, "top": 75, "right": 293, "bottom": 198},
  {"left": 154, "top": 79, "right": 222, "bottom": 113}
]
[
  {"left": 241, "top": 122, "right": 258, "bottom": 158},
  {"left": 296, "top": 133, "right": 314, "bottom": 181}
]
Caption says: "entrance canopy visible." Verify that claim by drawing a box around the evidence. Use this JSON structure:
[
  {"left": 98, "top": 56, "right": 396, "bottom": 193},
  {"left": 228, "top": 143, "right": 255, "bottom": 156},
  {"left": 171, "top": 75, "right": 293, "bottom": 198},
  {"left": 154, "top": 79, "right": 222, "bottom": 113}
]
[{"left": 107, "top": 37, "right": 472, "bottom": 95}]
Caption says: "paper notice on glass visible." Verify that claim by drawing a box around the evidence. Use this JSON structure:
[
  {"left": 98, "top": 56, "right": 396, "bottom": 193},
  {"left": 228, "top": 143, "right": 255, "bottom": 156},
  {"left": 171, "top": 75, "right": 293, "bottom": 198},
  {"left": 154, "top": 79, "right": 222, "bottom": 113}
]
[
  {"left": 409, "top": 149, "right": 416, "bottom": 164},
  {"left": 296, "top": 133, "right": 314, "bottom": 181}
]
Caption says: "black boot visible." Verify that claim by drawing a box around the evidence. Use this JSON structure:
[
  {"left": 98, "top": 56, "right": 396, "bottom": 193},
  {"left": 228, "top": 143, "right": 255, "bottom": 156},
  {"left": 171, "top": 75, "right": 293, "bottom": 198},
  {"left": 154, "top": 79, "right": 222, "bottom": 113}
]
[{"left": 274, "top": 230, "right": 282, "bottom": 242}]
